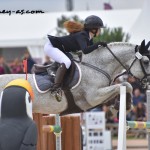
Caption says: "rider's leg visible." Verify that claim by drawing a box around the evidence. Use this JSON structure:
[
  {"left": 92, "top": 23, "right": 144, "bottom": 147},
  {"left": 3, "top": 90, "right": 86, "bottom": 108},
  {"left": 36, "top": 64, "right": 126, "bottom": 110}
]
[
  {"left": 44, "top": 41, "right": 71, "bottom": 69},
  {"left": 52, "top": 63, "right": 67, "bottom": 90},
  {"left": 44, "top": 41, "right": 71, "bottom": 91}
]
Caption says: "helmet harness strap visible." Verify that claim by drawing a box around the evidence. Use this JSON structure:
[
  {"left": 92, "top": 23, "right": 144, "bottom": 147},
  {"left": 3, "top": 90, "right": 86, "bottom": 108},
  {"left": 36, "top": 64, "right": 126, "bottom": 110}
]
[{"left": 90, "top": 28, "right": 98, "bottom": 37}]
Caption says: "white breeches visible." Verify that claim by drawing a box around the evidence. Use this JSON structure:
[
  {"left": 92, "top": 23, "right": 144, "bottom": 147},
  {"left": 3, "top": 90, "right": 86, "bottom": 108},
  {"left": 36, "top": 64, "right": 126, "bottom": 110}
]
[{"left": 44, "top": 41, "right": 71, "bottom": 69}]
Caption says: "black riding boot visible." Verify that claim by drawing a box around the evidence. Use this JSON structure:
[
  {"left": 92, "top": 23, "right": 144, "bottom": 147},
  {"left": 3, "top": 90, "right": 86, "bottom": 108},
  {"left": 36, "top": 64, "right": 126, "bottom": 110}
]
[{"left": 51, "top": 63, "right": 67, "bottom": 92}]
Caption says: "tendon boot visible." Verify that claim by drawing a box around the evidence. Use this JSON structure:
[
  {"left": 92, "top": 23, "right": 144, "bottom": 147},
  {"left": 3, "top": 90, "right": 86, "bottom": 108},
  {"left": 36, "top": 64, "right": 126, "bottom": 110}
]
[{"left": 51, "top": 63, "right": 67, "bottom": 93}]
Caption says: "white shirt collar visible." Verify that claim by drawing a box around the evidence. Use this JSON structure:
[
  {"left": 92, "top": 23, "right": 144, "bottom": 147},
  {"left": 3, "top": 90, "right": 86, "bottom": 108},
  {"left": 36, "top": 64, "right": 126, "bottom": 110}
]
[{"left": 89, "top": 33, "right": 93, "bottom": 40}]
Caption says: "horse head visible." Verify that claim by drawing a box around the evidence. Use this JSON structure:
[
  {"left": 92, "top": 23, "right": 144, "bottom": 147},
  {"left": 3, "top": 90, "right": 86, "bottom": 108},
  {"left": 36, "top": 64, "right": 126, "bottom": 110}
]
[{"left": 130, "top": 40, "right": 150, "bottom": 83}]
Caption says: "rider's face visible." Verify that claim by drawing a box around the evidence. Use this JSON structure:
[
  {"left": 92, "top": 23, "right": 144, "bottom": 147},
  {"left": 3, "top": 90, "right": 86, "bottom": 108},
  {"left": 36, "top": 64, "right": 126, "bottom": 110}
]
[{"left": 96, "top": 28, "right": 101, "bottom": 36}]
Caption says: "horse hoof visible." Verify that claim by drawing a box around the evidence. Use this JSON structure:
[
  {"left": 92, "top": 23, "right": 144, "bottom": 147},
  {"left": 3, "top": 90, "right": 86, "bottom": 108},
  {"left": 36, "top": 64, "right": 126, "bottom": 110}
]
[
  {"left": 109, "top": 106, "right": 118, "bottom": 118},
  {"left": 114, "top": 99, "right": 120, "bottom": 110},
  {"left": 114, "top": 98, "right": 132, "bottom": 111}
]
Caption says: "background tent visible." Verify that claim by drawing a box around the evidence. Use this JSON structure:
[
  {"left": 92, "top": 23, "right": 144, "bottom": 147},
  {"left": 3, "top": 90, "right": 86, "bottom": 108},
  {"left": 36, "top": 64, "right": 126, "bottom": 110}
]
[{"left": 129, "top": 0, "right": 150, "bottom": 44}]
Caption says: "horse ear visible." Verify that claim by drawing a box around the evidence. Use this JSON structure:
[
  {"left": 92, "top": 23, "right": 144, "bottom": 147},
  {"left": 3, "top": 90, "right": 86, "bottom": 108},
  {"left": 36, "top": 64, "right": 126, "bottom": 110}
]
[
  {"left": 139, "top": 39, "right": 145, "bottom": 53},
  {"left": 141, "top": 39, "right": 145, "bottom": 47},
  {"left": 145, "top": 41, "right": 150, "bottom": 50}
]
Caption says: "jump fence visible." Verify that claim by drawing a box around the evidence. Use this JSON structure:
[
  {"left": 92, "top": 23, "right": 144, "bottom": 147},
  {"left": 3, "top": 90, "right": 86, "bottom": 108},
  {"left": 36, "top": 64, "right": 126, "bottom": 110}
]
[{"left": 33, "top": 114, "right": 81, "bottom": 150}]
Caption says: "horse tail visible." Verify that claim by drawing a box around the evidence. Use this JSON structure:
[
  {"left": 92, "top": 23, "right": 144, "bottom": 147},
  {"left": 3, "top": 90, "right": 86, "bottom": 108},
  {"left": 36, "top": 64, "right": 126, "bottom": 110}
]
[{"left": 63, "top": 21, "right": 84, "bottom": 34}]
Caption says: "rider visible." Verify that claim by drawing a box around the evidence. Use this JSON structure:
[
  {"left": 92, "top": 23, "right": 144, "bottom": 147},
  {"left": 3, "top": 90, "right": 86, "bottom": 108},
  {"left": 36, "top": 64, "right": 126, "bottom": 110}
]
[{"left": 44, "top": 15, "right": 107, "bottom": 92}]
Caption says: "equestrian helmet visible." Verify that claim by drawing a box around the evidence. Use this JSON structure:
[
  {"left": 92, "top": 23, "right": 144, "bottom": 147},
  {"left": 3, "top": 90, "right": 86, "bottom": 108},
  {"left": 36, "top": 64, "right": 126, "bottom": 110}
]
[{"left": 84, "top": 15, "right": 105, "bottom": 29}]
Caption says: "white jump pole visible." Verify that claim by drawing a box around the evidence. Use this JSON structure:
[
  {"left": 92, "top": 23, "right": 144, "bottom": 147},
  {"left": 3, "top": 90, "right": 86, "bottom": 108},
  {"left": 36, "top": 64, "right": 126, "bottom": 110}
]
[
  {"left": 55, "top": 114, "right": 62, "bottom": 150},
  {"left": 146, "top": 85, "right": 150, "bottom": 150},
  {"left": 117, "top": 86, "right": 126, "bottom": 150}
]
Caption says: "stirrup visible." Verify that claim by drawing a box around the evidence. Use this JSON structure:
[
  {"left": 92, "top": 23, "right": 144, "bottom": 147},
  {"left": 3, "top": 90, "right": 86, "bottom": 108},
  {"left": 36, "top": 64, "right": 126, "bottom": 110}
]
[{"left": 51, "top": 88, "right": 62, "bottom": 102}]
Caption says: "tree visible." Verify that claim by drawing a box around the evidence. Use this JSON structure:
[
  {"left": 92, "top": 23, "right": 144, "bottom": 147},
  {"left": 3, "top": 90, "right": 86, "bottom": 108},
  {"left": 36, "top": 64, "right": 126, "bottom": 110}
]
[
  {"left": 56, "top": 15, "right": 130, "bottom": 42},
  {"left": 94, "top": 27, "right": 130, "bottom": 43}
]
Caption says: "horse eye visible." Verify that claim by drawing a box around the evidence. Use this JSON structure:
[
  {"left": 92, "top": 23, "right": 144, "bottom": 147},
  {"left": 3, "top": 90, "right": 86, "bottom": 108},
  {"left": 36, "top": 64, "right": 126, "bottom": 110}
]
[{"left": 143, "top": 60, "right": 149, "bottom": 65}]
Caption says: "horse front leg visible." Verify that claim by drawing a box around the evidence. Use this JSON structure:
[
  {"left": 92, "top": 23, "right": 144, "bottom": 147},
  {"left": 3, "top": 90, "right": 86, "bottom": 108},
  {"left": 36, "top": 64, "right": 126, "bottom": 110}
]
[
  {"left": 113, "top": 82, "right": 133, "bottom": 111},
  {"left": 87, "top": 82, "right": 133, "bottom": 110},
  {"left": 88, "top": 84, "right": 120, "bottom": 107}
]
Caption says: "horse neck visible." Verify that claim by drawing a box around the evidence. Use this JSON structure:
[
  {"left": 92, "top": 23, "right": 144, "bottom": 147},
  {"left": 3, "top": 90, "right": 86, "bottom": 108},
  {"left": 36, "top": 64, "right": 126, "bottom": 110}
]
[{"left": 82, "top": 43, "right": 136, "bottom": 79}]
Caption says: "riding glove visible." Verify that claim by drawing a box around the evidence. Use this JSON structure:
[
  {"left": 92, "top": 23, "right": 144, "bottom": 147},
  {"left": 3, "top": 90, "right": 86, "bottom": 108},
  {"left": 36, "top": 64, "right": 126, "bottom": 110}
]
[{"left": 98, "top": 41, "right": 107, "bottom": 47}]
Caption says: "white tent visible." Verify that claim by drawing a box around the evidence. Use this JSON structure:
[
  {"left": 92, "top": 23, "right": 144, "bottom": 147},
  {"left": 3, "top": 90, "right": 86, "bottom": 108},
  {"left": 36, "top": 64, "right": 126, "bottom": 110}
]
[
  {"left": 129, "top": 0, "right": 150, "bottom": 44},
  {"left": 0, "top": 13, "right": 58, "bottom": 61},
  {"left": 0, "top": 9, "right": 141, "bottom": 61}
]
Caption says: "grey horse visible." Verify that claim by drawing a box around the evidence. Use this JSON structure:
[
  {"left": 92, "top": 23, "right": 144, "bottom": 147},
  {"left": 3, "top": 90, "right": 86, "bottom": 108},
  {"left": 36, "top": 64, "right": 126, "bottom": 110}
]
[{"left": 0, "top": 40, "right": 150, "bottom": 115}]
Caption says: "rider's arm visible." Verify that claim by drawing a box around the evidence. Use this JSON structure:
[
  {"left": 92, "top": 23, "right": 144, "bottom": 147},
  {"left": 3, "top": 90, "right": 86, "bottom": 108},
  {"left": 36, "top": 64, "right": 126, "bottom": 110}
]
[
  {"left": 76, "top": 32, "right": 107, "bottom": 54},
  {"left": 82, "top": 42, "right": 102, "bottom": 54}
]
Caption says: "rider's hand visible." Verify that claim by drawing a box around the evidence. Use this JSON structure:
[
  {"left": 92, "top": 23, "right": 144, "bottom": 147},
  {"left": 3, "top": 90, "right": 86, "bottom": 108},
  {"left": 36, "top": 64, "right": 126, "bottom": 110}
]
[{"left": 98, "top": 41, "right": 107, "bottom": 47}]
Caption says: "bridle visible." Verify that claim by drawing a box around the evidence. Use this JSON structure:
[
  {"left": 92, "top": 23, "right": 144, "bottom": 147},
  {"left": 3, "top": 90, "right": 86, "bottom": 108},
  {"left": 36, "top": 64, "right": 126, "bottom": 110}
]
[{"left": 135, "top": 46, "right": 150, "bottom": 79}]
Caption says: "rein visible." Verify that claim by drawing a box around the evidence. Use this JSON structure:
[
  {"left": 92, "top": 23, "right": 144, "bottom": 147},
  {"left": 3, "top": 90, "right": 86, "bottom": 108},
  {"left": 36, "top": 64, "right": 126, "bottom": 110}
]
[
  {"left": 106, "top": 46, "right": 128, "bottom": 70},
  {"left": 81, "top": 62, "right": 111, "bottom": 85},
  {"left": 72, "top": 51, "right": 112, "bottom": 85}
]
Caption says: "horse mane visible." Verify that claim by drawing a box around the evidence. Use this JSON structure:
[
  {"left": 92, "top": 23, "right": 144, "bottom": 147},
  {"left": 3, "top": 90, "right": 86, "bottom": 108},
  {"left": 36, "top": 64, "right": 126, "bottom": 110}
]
[
  {"left": 97, "top": 42, "right": 134, "bottom": 51},
  {"left": 108, "top": 42, "right": 134, "bottom": 47}
]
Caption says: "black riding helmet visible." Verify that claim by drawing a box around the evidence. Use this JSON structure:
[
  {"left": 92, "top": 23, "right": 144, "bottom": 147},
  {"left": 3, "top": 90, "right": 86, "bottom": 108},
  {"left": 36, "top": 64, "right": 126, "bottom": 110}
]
[{"left": 84, "top": 15, "right": 105, "bottom": 30}]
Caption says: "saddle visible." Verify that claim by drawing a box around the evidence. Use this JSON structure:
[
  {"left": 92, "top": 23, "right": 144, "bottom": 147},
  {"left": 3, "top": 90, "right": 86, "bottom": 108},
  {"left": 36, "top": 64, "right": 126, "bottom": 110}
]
[
  {"left": 32, "top": 61, "right": 83, "bottom": 115},
  {"left": 32, "top": 61, "right": 81, "bottom": 93}
]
